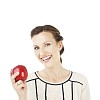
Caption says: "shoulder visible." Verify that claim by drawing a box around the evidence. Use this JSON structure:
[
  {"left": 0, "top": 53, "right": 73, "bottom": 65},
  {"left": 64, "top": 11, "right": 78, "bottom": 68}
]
[
  {"left": 70, "top": 71, "right": 90, "bottom": 98},
  {"left": 70, "top": 71, "right": 88, "bottom": 86},
  {"left": 26, "top": 72, "right": 38, "bottom": 82}
]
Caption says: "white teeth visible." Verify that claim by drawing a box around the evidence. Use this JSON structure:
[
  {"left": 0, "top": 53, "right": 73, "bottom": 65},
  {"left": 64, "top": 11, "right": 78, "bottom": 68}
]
[{"left": 42, "top": 56, "right": 51, "bottom": 61}]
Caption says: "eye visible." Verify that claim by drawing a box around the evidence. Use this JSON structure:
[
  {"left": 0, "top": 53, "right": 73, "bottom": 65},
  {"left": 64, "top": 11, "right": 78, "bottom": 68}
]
[
  {"left": 34, "top": 46, "right": 39, "bottom": 50},
  {"left": 45, "top": 43, "right": 51, "bottom": 47}
]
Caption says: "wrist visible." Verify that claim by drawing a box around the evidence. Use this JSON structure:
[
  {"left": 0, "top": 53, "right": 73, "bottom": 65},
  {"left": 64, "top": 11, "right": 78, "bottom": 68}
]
[{"left": 19, "top": 97, "right": 26, "bottom": 100}]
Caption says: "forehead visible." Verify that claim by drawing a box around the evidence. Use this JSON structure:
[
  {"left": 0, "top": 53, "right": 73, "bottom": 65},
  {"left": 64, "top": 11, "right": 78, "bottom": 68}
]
[{"left": 32, "top": 31, "right": 56, "bottom": 45}]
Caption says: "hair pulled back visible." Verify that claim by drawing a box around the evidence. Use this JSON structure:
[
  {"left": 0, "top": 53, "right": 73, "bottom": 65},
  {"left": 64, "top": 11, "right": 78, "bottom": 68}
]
[{"left": 31, "top": 25, "right": 64, "bottom": 63}]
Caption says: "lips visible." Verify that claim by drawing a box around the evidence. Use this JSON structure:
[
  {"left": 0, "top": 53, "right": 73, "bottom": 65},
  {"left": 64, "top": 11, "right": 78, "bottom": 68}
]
[{"left": 41, "top": 55, "right": 52, "bottom": 62}]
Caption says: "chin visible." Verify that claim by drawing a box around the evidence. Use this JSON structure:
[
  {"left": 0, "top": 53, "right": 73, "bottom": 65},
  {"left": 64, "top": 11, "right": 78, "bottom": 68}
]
[{"left": 44, "top": 63, "right": 54, "bottom": 69}]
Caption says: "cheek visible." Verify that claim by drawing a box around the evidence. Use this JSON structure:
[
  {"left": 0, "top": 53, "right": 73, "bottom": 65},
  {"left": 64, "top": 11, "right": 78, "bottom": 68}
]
[
  {"left": 50, "top": 47, "right": 59, "bottom": 55},
  {"left": 34, "top": 51, "right": 39, "bottom": 58},
  {"left": 47, "top": 47, "right": 55, "bottom": 54},
  {"left": 53, "top": 46, "right": 60, "bottom": 56}
]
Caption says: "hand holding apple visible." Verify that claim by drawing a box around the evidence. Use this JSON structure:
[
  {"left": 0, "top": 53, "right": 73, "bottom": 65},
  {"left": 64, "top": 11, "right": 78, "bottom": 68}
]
[{"left": 11, "top": 65, "right": 28, "bottom": 82}]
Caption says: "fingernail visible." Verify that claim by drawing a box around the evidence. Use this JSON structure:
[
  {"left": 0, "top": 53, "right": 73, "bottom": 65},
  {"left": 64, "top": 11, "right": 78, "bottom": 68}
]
[{"left": 16, "top": 72, "right": 19, "bottom": 75}]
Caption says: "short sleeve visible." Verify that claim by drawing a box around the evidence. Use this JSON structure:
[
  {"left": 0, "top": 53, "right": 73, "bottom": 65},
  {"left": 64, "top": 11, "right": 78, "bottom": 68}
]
[{"left": 81, "top": 78, "right": 90, "bottom": 100}]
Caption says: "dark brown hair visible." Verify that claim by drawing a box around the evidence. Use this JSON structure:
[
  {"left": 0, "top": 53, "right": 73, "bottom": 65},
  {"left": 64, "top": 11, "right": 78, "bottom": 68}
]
[{"left": 31, "top": 25, "right": 64, "bottom": 63}]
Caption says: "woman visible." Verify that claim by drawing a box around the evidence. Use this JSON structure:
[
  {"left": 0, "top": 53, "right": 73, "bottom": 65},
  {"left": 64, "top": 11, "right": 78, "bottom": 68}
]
[{"left": 10, "top": 25, "right": 90, "bottom": 100}]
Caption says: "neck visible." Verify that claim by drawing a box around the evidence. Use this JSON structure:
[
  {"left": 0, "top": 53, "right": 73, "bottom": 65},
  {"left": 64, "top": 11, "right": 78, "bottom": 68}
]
[
  {"left": 40, "top": 65, "right": 69, "bottom": 82},
  {"left": 45, "top": 65, "right": 63, "bottom": 75}
]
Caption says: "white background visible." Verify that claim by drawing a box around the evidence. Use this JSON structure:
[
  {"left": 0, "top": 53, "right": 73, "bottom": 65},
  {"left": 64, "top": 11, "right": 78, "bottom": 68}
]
[{"left": 0, "top": 0, "right": 100, "bottom": 100}]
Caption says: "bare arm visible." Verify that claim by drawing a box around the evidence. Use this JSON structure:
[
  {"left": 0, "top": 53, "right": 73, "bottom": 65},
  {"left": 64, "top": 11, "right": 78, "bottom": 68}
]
[{"left": 10, "top": 71, "right": 27, "bottom": 100}]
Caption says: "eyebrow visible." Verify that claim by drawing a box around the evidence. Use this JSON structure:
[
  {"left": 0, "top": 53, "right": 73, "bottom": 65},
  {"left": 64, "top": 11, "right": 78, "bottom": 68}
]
[{"left": 33, "top": 41, "right": 52, "bottom": 47}]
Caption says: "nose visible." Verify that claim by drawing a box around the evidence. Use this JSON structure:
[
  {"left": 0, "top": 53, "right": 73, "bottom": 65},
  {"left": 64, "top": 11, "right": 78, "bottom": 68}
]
[{"left": 39, "top": 48, "right": 46, "bottom": 57}]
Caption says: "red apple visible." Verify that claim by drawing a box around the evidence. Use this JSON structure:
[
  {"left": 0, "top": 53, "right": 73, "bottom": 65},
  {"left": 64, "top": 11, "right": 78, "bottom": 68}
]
[{"left": 11, "top": 65, "right": 28, "bottom": 82}]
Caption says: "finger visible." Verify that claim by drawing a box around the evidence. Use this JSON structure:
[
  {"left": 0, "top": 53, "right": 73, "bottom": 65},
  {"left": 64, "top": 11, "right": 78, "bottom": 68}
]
[
  {"left": 13, "top": 80, "right": 23, "bottom": 89},
  {"left": 10, "top": 72, "right": 19, "bottom": 84},
  {"left": 16, "top": 80, "right": 23, "bottom": 86},
  {"left": 11, "top": 72, "right": 19, "bottom": 79},
  {"left": 16, "top": 81, "right": 27, "bottom": 89},
  {"left": 17, "top": 83, "right": 27, "bottom": 90}
]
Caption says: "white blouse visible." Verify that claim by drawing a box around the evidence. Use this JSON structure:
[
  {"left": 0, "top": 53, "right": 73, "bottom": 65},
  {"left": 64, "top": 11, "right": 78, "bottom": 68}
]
[{"left": 26, "top": 71, "right": 90, "bottom": 100}]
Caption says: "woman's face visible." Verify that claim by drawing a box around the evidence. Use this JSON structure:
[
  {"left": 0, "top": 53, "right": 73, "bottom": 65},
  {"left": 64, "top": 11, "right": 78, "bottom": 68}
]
[{"left": 32, "top": 31, "right": 62, "bottom": 68}]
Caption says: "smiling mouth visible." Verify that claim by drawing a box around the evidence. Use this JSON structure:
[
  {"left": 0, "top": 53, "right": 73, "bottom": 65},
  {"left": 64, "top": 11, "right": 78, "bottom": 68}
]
[{"left": 41, "top": 55, "right": 52, "bottom": 62}]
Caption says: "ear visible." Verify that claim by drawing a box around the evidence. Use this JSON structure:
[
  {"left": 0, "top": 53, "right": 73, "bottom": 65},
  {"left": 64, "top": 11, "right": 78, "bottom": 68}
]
[{"left": 58, "top": 41, "right": 63, "bottom": 51}]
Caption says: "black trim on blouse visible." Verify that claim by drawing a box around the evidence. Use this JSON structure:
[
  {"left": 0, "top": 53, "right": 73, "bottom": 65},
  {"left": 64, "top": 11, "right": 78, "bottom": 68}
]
[
  {"left": 26, "top": 78, "right": 39, "bottom": 82},
  {"left": 35, "top": 79, "right": 38, "bottom": 100},
  {"left": 62, "top": 83, "right": 65, "bottom": 100},
  {"left": 45, "top": 83, "right": 47, "bottom": 100},
  {"left": 34, "top": 71, "right": 73, "bottom": 85},
  {"left": 26, "top": 71, "right": 84, "bottom": 100},
  {"left": 71, "top": 81, "right": 73, "bottom": 100}
]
